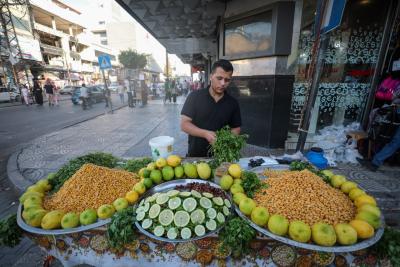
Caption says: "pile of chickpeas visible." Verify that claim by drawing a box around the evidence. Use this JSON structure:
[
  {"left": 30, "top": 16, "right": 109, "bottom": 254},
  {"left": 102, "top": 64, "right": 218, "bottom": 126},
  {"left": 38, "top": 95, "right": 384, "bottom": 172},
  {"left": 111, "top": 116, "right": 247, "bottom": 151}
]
[
  {"left": 44, "top": 164, "right": 139, "bottom": 212},
  {"left": 254, "top": 169, "right": 356, "bottom": 225}
]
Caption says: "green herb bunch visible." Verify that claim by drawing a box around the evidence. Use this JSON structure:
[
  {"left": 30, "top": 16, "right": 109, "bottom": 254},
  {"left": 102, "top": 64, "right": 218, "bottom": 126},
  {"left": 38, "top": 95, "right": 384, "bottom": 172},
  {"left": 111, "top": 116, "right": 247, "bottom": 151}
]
[
  {"left": 289, "top": 161, "right": 330, "bottom": 183},
  {"left": 124, "top": 157, "right": 152, "bottom": 173},
  {"left": 241, "top": 171, "right": 268, "bottom": 198},
  {"left": 373, "top": 227, "right": 400, "bottom": 266},
  {"left": 48, "top": 152, "right": 120, "bottom": 194},
  {"left": 219, "top": 217, "right": 256, "bottom": 257},
  {"left": 0, "top": 214, "right": 23, "bottom": 247},
  {"left": 211, "top": 126, "right": 247, "bottom": 166},
  {"left": 107, "top": 206, "right": 137, "bottom": 250}
]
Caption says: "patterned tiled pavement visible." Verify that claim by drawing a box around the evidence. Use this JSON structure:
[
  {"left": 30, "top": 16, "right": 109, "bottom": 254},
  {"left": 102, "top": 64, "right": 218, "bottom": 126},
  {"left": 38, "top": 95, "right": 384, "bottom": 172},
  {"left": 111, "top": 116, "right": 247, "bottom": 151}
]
[{"left": 4, "top": 96, "right": 400, "bottom": 266}]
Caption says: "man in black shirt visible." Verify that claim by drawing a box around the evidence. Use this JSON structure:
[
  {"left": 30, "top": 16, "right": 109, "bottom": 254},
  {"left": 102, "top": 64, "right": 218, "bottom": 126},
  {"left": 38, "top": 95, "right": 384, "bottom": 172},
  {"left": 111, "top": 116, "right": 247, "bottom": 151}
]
[{"left": 181, "top": 59, "right": 241, "bottom": 157}]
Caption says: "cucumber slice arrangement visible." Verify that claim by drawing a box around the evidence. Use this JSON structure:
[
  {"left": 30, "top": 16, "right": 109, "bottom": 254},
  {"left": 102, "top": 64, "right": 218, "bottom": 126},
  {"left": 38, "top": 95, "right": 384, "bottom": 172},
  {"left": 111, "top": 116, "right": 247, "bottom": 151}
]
[{"left": 136, "top": 189, "right": 232, "bottom": 240}]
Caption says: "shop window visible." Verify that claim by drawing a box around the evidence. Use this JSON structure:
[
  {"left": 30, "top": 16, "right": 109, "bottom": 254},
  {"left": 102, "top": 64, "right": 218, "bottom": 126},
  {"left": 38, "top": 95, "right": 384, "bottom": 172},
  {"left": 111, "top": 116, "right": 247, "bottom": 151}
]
[
  {"left": 289, "top": 0, "right": 390, "bottom": 135},
  {"left": 224, "top": 11, "right": 272, "bottom": 59}
]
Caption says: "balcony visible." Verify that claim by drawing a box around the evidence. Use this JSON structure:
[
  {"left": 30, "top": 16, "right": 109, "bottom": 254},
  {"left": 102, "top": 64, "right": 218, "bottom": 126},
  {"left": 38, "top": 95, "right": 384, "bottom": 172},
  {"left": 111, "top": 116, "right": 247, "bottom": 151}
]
[
  {"left": 40, "top": 43, "right": 64, "bottom": 56},
  {"left": 70, "top": 51, "right": 81, "bottom": 60},
  {"left": 35, "top": 23, "right": 65, "bottom": 38}
]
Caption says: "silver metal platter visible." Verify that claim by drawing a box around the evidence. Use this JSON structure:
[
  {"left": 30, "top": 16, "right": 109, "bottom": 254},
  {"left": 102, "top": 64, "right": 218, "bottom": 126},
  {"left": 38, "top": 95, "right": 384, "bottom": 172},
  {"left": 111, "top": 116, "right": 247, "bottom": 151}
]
[
  {"left": 134, "top": 179, "right": 232, "bottom": 243},
  {"left": 17, "top": 204, "right": 111, "bottom": 235},
  {"left": 234, "top": 165, "right": 385, "bottom": 252}
]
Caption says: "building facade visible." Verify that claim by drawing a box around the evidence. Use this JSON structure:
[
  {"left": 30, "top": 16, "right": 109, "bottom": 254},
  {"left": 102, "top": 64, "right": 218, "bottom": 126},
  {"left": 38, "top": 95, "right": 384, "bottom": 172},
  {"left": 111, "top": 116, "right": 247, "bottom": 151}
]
[{"left": 118, "top": 0, "right": 400, "bottom": 149}]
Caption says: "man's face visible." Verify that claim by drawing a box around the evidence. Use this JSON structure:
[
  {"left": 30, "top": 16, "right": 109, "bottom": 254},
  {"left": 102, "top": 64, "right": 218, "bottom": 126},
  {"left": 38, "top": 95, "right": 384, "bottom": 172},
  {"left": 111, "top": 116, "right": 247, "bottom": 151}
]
[{"left": 210, "top": 67, "right": 233, "bottom": 95}]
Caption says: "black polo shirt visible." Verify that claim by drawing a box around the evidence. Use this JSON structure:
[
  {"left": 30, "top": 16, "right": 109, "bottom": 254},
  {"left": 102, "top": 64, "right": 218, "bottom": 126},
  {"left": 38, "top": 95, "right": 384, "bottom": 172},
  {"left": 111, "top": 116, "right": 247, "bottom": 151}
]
[{"left": 181, "top": 88, "right": 241, "bottom": 157}]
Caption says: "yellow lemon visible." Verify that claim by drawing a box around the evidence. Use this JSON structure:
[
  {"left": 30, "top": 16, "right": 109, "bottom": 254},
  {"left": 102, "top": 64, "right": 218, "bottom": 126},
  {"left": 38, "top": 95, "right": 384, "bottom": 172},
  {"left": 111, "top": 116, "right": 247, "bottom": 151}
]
[
  {"left": 349, "top": 188, "right": 366, "bottom": 201},
  {"left": 166, "top": 155, "right": 181, "bottom": 167},
  {"left": 228, "top": 164, "right": 242, "bottom": 179},
  {"left": 354, "top": 195, "right": 377, "bottom": 208},
  {"left": 349, "top": 219, "right": 374, "bottom": 239},
  {"left": 125, "top": 190, "right": 139, "bottom": 204}
]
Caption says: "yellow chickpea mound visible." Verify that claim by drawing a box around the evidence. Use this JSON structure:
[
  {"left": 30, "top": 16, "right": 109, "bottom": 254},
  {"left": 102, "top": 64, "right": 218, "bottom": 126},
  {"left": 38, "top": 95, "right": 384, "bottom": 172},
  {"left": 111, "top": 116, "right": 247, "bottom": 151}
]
[
  {"left": 255, "top": 169, "right": 356, "bottom": 225},
  {"left": 44, "top": 164, "right": 140, "bottom": 212}
]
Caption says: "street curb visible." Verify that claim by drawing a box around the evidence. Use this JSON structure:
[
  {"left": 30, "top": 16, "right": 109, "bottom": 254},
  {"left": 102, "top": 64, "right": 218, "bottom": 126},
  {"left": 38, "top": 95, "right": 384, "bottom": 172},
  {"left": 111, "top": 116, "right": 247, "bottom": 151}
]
[{"left": 6, "top": 104, "right": 128, "bottom": 195}]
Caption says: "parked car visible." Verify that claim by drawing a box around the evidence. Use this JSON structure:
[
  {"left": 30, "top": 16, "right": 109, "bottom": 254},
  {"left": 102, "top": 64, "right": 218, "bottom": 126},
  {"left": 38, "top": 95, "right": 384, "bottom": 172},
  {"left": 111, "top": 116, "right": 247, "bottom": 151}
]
[
  {"left": 71, "top": 86, "right": 105, "bottom": 105},
  {"left": 0, "top": 86, "right": 20, "bottom": 102},
  {"left": 60, "top": 85, "right": 79, "bottom": 95}
]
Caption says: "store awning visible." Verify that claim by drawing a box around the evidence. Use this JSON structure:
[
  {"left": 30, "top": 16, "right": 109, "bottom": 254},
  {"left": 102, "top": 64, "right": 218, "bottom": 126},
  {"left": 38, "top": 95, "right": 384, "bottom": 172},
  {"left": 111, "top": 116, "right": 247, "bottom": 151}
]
[{"left": 116, "top": 0, "right": 224, "bottom": 67}]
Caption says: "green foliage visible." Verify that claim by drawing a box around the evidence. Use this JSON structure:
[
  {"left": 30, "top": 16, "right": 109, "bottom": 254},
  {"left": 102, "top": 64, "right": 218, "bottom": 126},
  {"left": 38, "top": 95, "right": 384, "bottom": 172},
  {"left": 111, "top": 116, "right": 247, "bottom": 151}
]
[
  {"left": 0, "top": 214, "right": 23, "bottom": 247},
  {"left": 118, "top": 49, "right": 147, "bottom": 69},
  {"left": 124, "top": 157, "right": 152, "bottom": 173},
  {"left": 373, "top": 227, "right": 400, "bottom": 266},
  {"left": 211, "top": 126, "right": 247, "bottom": 166},
  {"left": 219, "top": 217, "right": 256, "bottom": 256},
  {"left": 241, "top": 171, "right": 268, "bottom": 198},
  {"left": 289, "top": 161, "right": 330, "bottom": 183},
  {"left": 48, "top": 152, "right": 120, "bottom": 194},
  {"left": 107, "top": 206, "right": 137, "bottom": 249}
]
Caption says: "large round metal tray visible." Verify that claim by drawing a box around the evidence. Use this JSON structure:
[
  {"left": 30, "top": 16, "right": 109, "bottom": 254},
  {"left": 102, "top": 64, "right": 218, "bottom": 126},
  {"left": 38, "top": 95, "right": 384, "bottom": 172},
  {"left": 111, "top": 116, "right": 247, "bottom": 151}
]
[
  {"left": 135, "top": 179, "right": 232, "bottom": 243},
  {"left": 234, "top": 165, "right": 385, "bottom": 252},
  {"left": 17, "top": 204, "right": 111, "bottom": 235}
]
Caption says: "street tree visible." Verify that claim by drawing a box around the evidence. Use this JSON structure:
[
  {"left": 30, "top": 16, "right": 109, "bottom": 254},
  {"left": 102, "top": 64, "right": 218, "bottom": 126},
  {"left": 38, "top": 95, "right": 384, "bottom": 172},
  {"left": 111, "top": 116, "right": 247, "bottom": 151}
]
[{"left": 118, "top": 49, "right": 148, "bottom": 70}]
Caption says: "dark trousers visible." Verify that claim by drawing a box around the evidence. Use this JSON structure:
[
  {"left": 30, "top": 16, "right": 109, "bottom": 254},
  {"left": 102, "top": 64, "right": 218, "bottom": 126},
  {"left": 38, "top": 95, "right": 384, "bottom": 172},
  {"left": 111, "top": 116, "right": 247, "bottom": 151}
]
[{"left": 127, "top": 91, "right": 134, "bottom": 107}]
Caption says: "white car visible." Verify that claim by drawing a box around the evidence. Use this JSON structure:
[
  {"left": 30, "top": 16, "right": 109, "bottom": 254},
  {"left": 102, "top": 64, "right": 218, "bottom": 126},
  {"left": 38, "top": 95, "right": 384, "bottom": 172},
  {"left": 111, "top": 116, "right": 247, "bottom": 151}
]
[{"left": 0, "top": 86, "right": 20, "bottom": 102}]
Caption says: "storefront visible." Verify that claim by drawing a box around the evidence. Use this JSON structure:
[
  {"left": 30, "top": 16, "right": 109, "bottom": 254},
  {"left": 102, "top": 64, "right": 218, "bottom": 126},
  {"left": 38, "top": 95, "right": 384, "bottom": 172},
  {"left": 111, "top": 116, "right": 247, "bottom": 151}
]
[{"left": 118, "top": 0, "right": 399, "bottom": 149}]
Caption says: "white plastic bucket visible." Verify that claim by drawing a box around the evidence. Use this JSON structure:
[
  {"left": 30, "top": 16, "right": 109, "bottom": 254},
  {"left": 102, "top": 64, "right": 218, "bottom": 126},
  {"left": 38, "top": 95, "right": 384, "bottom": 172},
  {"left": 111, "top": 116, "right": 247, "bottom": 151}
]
[{"left": 149, "top": 136, "right": 174, "bottom": 160}]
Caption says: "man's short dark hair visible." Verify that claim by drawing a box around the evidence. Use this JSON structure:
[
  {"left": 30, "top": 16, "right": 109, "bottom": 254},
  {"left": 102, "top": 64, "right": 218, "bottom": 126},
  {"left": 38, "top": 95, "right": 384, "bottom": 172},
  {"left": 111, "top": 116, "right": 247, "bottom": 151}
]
[{"left": 211, "top": 59, "right": 233, "bottom": 73}]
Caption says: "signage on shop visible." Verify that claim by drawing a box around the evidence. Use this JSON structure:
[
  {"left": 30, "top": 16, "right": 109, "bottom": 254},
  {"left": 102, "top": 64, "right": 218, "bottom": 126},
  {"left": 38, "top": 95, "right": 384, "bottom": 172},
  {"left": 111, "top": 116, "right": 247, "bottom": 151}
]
[
  {"left": 98, "top": 54, "right": 112, "bottom": 70},
  {"left": 320, "top": 0, "right": 346, "bottom": 34}
]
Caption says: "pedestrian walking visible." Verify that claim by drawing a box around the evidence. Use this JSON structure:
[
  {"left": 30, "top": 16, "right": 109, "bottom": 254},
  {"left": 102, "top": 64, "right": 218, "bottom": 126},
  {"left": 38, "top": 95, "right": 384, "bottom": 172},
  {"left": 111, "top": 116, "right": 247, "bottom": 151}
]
[
  {"left": 171, "top": 80, "right": 177, "bottom": 104},
  {"left": 21, "top": 84, "right": 30, "bottom": 106},
  {"left": 53, "top": 83, "right": 60, "bottom": 106},
  {"left": 127, "top": 81, "right": 134, "bottom": 108},
  {"left": 44, "top": 78, "right": 54, "bottom": 106},
  {"left": 118, "top": 85, "right": 125, "bottom": 104},
  {"left": 33, "top": 79, "right": 43, "bottom": 105},
  {"left": 141, "top": 80, "right": 148, "bottom": 106},
  {"left": 80, "top": 83, "right": 90, "bottom": 110}
]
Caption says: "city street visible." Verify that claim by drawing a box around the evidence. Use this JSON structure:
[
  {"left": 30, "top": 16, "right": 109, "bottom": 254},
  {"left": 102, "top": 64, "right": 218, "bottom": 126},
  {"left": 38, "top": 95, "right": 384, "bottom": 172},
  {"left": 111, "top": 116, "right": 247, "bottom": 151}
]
[{"left": 0, "top": 93, "right": 126, "bottom": 266}]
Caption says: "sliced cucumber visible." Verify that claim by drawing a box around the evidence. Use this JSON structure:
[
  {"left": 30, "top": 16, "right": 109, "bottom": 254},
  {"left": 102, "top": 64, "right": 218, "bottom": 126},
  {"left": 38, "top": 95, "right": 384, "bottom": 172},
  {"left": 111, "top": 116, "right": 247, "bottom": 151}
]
[
  {"left": 179, "top": 191, "right": 191, "bottom": 197},
  {"left": 154, "top": 225, "right": 165, "bottom": 237},
  {"left": 139, "top": 199, "right": 145, "bottom": 206},
  {"left": 143, "top": 202, "right": 150, "bottom": 212},
  {"left": 206, "top": 208, "right": 217, "bottom": 219},
  {"left": 167, "top": 227, "right": 178, "bottom": 239},
  {"left": 202, "top": 192, "right": 213, "bottom": 198},
  {"left": 206, "top": 219, "right": 217, "bottom": 231},
  {"left": 142, "top": 218, "right": 152, "bottom": 229},
  {"left": 174, "top": 210, "right": 190, "bottom": 227},
  {"left": 190, "top": 209, "right": 205, "bottom": 224},
  {"left": 159, "top": 209, "right": 174, "bottom": 226},
  {"left": 156, "top": 193, "right": 169, "bottom": 205},
  {"left": 217, "top": 212, "right": 225, "bottom": 223},
  {"left": 136, "top": 211, "right": 146, "bottom": 221},
  {"left": 168, "top": 197, "right": 182, "bottom": 210},
  {"left": 182, "top": 197, "right": 197, "bottom": 212},
  {"left": 199, "top": 197, "right": 212, "bottom": 209},
  {"left": 223, "top": 206, "right": 230, "bottom": 216},
  {"left": 190, "top": 190, "right": 202, "bottom": 198},
  {"left": 166, "top": 189, "right": 180, "bottom": 197},
  {"left": 194, "top": 225, "right": 206, "bottom": 237},
  {"left": 212, "top": 197, "right": 224, "bottom": 206},
  {"left": 149, "top": 204, "right": 161, "bottom": 219},
  {"left": 224, "top": 199, "right": 231, "bottom": 208},
  {"left": 180, "top": 227, "right": 192, "bottom": 239}
]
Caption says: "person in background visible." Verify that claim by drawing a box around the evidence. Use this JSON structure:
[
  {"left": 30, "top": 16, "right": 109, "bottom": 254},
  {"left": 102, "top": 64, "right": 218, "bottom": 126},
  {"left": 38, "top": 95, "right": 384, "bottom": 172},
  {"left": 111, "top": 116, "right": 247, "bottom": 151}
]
[
  {"left": 21, "top": 84, "right": 29, "bottom": 106},
  {"left": 171, "top": 80, "right": 177, "bottom": 104},
  {"left": 141, "top": 80, "right": 148, "bottom": 106},
  {"left": 44, "top": 78, "right": 54, "bottom": 106},
  {"left": 118, "top": 84, "right": 125, "bottom": 104},
  {"left": 358, "top": 91, "right": 400, "bottom": 171},
  {"left": 33, "top": 79, "right": 43, "bottom": 105},
  {"left": 53, "top": 82, "right": 59, "bottom": 106},
  {"left": 127, "top": 80, "right": 134, "bottom": 108},
  {"left": 80, "top": 83, "right": 89, "bottom": 109},
  {"left": 180, "top": 59, "right": 242, "bottom": 157}
]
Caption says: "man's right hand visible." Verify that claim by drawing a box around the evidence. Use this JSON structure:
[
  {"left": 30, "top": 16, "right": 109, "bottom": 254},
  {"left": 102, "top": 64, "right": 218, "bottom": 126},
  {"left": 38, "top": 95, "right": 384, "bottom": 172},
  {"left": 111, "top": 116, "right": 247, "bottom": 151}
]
[{"left": 203, "top": 130, "right": 216, "bottom": 144}]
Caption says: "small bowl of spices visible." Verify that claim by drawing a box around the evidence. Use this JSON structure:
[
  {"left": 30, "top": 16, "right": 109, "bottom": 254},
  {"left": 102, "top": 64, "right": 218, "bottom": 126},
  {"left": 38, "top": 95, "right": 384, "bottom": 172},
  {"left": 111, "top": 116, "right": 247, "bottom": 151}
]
[
  {"left": 271, "top": 245, "right": 297, "bottom": 267},
  {"left": 312, "top": 251, "right": 335, "bottom": 266}
]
